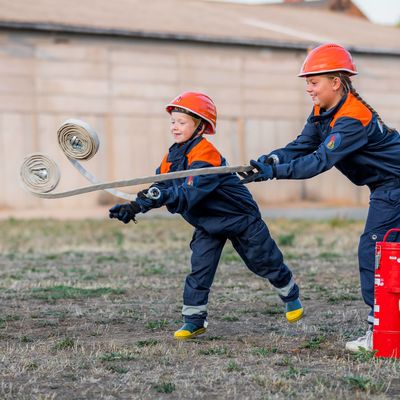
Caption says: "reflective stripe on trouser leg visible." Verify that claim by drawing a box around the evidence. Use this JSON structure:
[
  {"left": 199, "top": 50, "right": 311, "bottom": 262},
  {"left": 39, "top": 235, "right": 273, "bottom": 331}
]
[
  {"left": 182, "top": 304, "right": 208, "bottom": 316},
  {"left": 275, "top": 277, "right": 295, "bottom": 298},
  {"left": 182, "top": 304, "right": 209, "bottom": 328},
  {"left": 230, "top": 219, "right": 299, "bottom": 302},
  {"left": 368, "top": 310, "right": 374, "bottom": 325}
]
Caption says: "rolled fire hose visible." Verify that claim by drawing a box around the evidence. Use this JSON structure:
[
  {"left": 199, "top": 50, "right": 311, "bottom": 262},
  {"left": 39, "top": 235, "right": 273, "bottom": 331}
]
[
  {"left": 57, "top": 119, "right": 136, "bottom": 200},
  {"left": 19, "top": 153, "right": 61, "bottom": 194},
  {"left": 20, "top": 119, "right": 253, "bottom": 200}
]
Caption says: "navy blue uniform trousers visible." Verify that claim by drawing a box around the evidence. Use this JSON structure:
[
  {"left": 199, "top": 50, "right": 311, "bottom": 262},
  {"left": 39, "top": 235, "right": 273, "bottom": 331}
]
[
  {"left": 359, "top": 180, "right": 400, "bottom": 323},
  {"left": 183, "top": 218, "right": 299, "bottom": 325}
]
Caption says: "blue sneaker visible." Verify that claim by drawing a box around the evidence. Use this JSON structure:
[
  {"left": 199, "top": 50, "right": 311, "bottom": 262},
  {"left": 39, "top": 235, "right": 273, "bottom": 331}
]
[
  {"left": 285, "top": 298, "right": 304, "bottom": 323},
  {"left": 174, "top": 322, "right": 206, "bottom": 340}
]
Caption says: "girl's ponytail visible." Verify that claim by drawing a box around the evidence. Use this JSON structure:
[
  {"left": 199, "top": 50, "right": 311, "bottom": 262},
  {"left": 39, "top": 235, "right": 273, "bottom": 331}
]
[{"left": 338, "top": 73, "right": 395, "bottom": 133}]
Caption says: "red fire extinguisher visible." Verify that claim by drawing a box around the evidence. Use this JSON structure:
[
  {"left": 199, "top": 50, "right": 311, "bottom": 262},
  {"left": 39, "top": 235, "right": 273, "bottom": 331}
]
[{"left": 373, "top": 228, "right": 400, "bottom": 358}]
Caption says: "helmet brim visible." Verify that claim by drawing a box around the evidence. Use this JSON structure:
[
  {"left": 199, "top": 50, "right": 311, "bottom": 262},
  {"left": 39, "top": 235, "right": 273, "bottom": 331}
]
[{"left": 298, "top": 68, "right": 358, "bottom": 77}]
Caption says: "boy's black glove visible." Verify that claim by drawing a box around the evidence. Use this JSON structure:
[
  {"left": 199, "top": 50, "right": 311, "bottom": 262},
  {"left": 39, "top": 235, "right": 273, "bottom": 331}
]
[
  {"left": 135, "top": 186, "right": 163, "bottom": 212},
  {"left": 137, "top": 187, "right": 162, "bottom": 200},
  {"left": 137, "top": 189, "right": 149, "bottom": 200},
  {"left": 109, "top": 201, "right": 141, "bottom": 224}
]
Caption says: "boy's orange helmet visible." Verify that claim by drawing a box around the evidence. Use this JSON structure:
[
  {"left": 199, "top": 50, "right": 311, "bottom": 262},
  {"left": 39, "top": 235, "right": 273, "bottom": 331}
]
[
  {"left": 298, "top": 43, "right": 358, "bottom": 77},
  {"left": 166, "top": 92, "right": 217, "bottom": 134}
]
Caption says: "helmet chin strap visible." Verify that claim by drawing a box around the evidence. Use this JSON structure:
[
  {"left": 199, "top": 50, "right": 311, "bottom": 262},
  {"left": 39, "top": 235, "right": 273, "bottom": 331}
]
[
  {"left": 188, "top": 120, "right": 204, "bottom": 141},
  {"left": 171, "top": 107, "right": 206, "bottom": 143}
]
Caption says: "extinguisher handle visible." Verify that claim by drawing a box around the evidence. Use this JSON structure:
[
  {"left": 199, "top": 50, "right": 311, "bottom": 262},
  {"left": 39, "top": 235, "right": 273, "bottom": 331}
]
[{"left": 383, "top": 228, "right": 400, "bottom": 242}]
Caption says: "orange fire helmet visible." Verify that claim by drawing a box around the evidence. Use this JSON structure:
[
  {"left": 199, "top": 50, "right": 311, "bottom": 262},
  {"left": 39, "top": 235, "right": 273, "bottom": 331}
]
[
  {"left": 298, "top": 43, "right": 358, "bottom": 77},
  {"left": 166, "top": 92, "right": 217, "bottom": 135}
]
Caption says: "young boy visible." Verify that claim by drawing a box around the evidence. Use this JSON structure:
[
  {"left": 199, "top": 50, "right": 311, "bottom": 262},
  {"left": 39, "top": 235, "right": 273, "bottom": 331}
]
[{"left": 109, "top": 91, "right": 303, "bottom": 340}]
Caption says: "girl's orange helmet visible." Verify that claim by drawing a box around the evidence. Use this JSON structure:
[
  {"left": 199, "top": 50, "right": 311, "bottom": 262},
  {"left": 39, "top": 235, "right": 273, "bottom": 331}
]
[
  {"left": 166, "top": 92, "right": 217, "bottom": 135},
  {"left": 298, "top": 43, "right": 358, "bottom": 77}
]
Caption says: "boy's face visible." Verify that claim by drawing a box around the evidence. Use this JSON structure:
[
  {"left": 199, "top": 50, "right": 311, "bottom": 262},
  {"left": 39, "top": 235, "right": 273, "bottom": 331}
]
[{"left": 170, "top": 112, "right": 199, "bottom": 144}]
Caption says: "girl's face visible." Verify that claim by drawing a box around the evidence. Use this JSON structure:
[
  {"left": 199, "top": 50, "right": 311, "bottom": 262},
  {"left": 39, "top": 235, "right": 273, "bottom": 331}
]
[
  {"left": 305, "top": 75, "right": 342, "bottom": 110},
  {"left": 170, "top": 112, "right": 200, "bottom": 144}
]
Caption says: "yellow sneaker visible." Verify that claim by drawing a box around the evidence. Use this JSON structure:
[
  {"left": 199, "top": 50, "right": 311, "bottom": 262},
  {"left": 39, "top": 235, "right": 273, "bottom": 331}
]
[
  {"left": 174, "top": 323, "right": 206, "bottom": 340},
  {"left": 285, "top": 298, "right": 304, "bottom": 323}
]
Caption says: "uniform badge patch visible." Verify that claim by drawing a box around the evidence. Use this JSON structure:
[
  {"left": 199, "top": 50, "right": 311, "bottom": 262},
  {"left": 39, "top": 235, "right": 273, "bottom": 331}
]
[{"left": 324, "top": 133, "right": 342, "bottom": 151}]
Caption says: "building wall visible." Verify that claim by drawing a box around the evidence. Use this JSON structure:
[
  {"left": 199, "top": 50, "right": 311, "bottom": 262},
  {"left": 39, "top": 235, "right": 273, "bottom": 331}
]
[{"left": 1, "top": 30, "right": 399, "bottom": 210}]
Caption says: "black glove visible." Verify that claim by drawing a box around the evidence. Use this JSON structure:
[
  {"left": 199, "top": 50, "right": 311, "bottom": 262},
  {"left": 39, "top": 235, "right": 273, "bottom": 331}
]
[
  {"left": 259, "top": 155, "right": 276, "bottom": 166},
  {"left": 137, "top": 187, "right": 162, "bottom": 201},
  {"left": 239, "top": 155, "right": 276, "bottom": 183},
  {"left": 109, "top": 201, "right": 141, "bottom": 224},
  {"left": 137, "top": 189, "right": 149, "bottom": 200},
  {"left": 240, "top": 160, "right": 274, "bottom": 184}
]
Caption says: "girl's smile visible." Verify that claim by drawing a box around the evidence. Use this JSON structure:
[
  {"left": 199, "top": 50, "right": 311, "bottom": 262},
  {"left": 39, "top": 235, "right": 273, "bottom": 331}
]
[{"left": 305, "top": 75, "right": 342, "bottom": 110}]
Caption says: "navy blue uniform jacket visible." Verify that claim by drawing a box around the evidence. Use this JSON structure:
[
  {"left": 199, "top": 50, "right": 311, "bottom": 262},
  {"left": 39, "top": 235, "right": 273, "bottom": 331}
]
[
  {"left": 144, "top": 136, "right": 261, "bottom": 235},
  {"left": 271, "top": 93, "right": 400, "bottom": 189}
]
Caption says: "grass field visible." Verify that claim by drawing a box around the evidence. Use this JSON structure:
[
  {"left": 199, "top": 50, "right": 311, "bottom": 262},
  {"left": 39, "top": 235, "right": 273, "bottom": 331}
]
[{"left": 0, "top": 217, "right": 399, "bottom": 399}]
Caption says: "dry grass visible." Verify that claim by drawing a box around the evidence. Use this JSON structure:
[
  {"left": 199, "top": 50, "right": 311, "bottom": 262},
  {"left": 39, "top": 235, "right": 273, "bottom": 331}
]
[{"left": 0, "top": 217, "right": 399, "bottom": 399}]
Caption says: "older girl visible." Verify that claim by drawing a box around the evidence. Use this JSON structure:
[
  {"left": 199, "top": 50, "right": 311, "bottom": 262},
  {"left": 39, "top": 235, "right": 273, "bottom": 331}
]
[{"left": 242, "top": 43, "right": 400, "bottom": 352}]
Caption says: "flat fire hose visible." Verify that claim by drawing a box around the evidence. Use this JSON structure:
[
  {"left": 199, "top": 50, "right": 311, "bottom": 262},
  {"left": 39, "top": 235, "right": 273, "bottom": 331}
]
[{"left": 20, "top": 119, "right": 253, "bottom": 201}]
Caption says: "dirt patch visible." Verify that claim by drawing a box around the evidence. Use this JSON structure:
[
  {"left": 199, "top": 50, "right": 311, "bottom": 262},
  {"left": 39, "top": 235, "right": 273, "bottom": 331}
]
[{"left": 0, "top": 217, "right": 397, "bottom": 399}]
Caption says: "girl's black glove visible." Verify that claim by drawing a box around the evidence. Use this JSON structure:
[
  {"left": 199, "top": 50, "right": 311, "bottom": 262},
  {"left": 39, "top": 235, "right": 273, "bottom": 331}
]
[{"left": 239, "top": 155, "right": 276, "bottom": 184}]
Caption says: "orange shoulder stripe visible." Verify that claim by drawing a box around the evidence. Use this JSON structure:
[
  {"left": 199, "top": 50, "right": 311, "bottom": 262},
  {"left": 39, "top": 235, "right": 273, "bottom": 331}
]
[
  {"left": 187, "top": 138, "right": 222, "bottom": 167},
  {"left": 330, "top": 93, "right": 372, "bottom": 128},
  {"left": 159, "top": 153, "right": 172, "bottom": 174}
]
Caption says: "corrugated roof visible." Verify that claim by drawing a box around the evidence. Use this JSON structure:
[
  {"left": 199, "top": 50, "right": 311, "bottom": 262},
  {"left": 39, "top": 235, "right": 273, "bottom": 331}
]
[{"left": 0, "top": 0, "right": 399, "bottom": 54}]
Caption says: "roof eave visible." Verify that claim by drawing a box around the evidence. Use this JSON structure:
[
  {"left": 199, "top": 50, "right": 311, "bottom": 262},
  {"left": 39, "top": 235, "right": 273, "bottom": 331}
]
[{"left": 0, "top": 20, "right": 399, "bottom": 57}]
